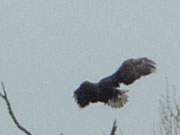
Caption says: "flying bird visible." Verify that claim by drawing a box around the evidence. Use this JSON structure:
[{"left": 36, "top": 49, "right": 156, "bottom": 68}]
[{"left": 74, "top": 57, "right": 156, "bottom": 108}]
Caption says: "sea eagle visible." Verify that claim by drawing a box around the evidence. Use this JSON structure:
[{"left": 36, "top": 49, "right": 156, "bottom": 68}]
[{"left": 74, "top": 57, "right": 156, "bottom": 108}]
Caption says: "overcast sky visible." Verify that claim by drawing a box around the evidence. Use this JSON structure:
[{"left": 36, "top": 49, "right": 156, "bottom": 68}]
[{"left": 0, "top": 0, "right": 180, "bottom": 135}]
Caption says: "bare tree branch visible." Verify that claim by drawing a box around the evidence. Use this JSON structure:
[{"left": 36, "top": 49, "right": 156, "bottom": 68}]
[
  {"left": 156, "top": 80, "right": 180, "bottom": 135},
  {"left": 0, "top": 81, "right": 32, "bottom": 135},
  {"left": 110, "top": 120, "right": 117, "bottom": 135}
]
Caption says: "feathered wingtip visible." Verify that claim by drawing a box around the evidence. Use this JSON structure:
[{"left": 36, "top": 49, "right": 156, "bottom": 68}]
[
  {"left": 107, "top": 91, "right": 128, "bottom": 108},
  {"left": 140, "top": 57, "right": 156, "bottom": 73}
]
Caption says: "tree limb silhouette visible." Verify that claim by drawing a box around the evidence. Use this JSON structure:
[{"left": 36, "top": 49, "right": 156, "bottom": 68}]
[
  {"left": 155, "top": 79, "right": 180, "bottom": 135},
  {"left": 110, "top": 120, "right": 117, "bottom": 135},
  {"left": 0, "top": 81, "right": 32, "bottom": 135}
]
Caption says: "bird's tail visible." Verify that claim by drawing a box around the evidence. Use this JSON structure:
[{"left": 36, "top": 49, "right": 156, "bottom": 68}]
[{"left": 107, "top": 90, "right": 128, "bottom": 108}]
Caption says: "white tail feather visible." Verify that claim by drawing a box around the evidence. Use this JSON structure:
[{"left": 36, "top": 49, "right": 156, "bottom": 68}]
[{"left": 107, "top": 94, "right": 128, "bottom": 108}]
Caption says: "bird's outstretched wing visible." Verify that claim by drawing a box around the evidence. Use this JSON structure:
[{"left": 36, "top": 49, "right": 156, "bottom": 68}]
[{"left": 99, "top": 57, "right": 156, "bottom": 87}]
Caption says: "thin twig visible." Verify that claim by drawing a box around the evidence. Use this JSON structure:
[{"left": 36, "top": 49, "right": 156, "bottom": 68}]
[
  {"left": 0, "top": 81, "right": 32, "bottom": 135},
  {"left": 110, "top": 120, "right": 117, "bottom": 135}
]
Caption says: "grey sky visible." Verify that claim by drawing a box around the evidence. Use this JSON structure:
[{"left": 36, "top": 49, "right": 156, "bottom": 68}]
[{"left": 0, "top": 0, "right": 180, "bottom": 135}]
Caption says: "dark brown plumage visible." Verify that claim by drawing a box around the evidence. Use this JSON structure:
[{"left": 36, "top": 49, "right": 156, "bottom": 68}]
[{"left": 74, "top": 57, "right": 156, "bottom": 108}]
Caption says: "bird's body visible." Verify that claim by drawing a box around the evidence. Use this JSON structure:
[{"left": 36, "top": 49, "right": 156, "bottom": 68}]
[{"left": 74, "top": 57, "right": 156, "bottom": 108}]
